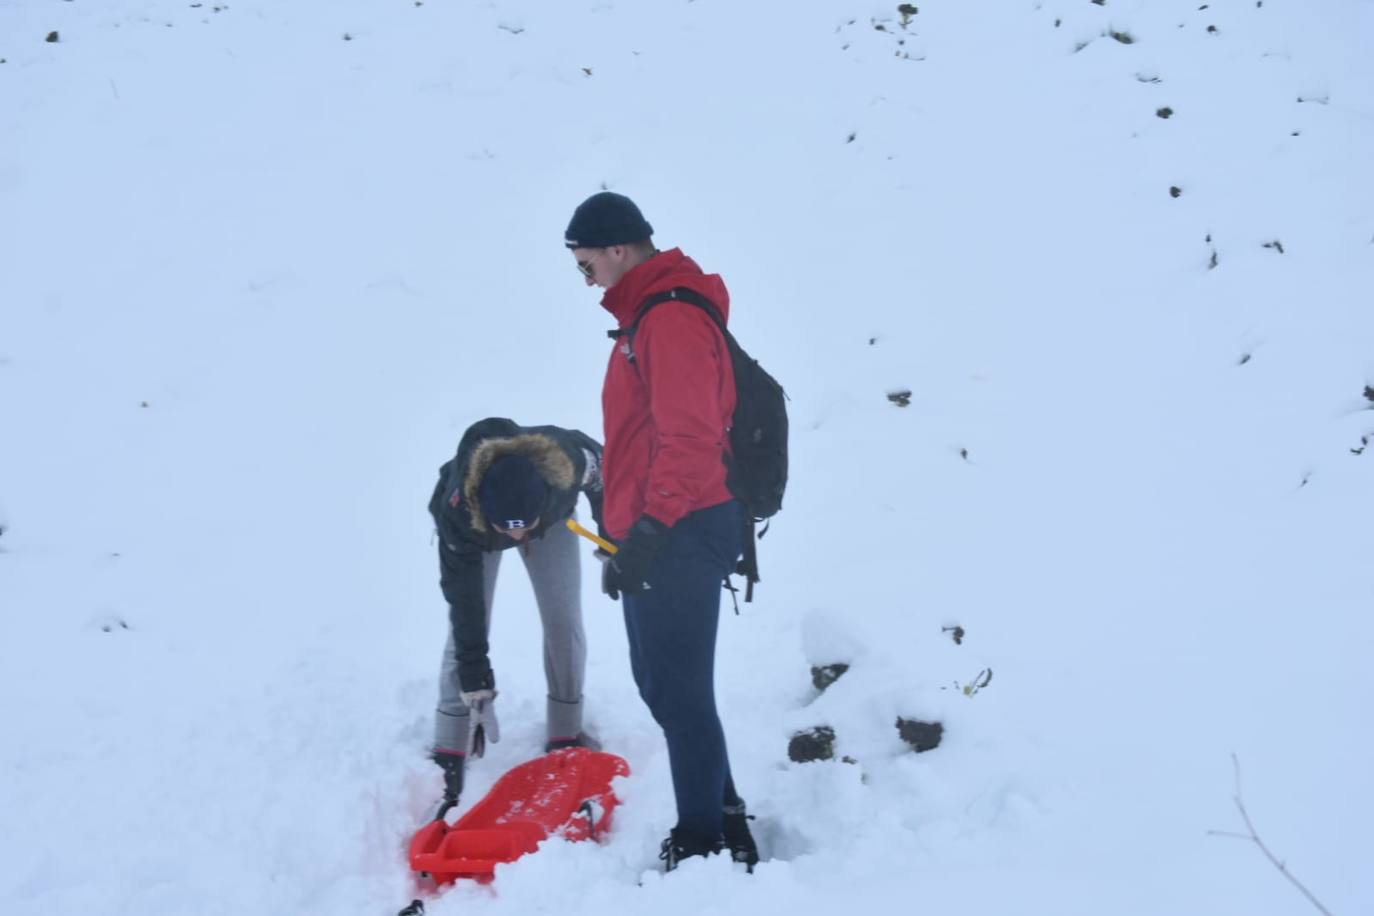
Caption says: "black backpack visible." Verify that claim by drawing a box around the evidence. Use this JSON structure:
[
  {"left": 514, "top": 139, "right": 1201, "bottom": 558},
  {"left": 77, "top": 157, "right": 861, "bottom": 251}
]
[{"left": 611, "top": 287, "right": 788, "bottom": 601}]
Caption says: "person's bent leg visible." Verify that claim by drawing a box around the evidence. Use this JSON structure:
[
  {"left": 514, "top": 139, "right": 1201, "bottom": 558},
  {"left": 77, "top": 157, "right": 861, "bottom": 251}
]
[
  {"left": 522, "top": 519, "right": 587, "bottom": 744},
  {"left": 433, "top": 549, "right": 503, "bottom": 752}
]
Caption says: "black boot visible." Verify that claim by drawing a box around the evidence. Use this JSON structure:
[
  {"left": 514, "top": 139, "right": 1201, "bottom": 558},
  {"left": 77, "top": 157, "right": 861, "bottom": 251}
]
[
  {"left": 544, "top": 732, "right": 602, "bottom": 753},
  {"left": 430, "top": 750, "right": 465, "bottom": 817},
  {"left": 658, "top": 828, "right": 723, "bottom": 872},
  {"left": 722, "top": 804, "right": 759, "bottom": 872}
]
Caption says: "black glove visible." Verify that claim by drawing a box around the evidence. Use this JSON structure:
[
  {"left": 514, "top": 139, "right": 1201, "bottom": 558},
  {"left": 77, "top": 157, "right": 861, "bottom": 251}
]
[
  {"left": 604, "top": 516, "right": 669, "bottom": 597},
  {"left": 432, "top": 749, "right": 466, "bottom": 805},
  {"left": 597, "top": 549, "right": 619, "bottom": 600}
]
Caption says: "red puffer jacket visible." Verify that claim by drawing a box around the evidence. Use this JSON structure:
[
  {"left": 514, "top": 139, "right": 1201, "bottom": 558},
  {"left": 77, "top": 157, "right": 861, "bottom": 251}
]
[{"left": 599, "top": 248, "right": 737, "bottom": 539}]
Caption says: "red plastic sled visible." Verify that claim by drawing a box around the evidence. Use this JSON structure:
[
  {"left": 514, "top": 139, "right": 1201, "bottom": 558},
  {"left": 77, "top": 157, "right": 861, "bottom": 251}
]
[{"left": 408, "top": 748, "right": 631, "bottom": 884}]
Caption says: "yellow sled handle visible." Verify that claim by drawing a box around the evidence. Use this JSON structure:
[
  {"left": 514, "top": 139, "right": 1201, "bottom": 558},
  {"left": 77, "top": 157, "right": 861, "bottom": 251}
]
[{"left": 566, "top": 519, "right": 618, "bottom": 554}]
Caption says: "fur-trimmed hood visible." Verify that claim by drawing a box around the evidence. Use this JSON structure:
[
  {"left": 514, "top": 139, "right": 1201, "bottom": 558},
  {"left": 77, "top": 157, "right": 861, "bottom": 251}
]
[
  {"left": 462, "top": 433, "right": 576, "bottom": 535},
  {"left": 429, "top": 418, "right": 604, "bottom": 550}
]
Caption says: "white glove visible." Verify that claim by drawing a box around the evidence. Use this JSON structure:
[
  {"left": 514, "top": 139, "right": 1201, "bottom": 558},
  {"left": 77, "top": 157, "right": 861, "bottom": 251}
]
[{"left": 465, "top": 693, "right": 500, "bottom": 757}]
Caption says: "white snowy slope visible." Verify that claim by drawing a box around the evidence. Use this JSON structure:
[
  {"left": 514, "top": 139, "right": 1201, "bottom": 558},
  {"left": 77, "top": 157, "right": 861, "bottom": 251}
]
[{"left": 1, "top": 1, "right": 1371, "bottom": 914}]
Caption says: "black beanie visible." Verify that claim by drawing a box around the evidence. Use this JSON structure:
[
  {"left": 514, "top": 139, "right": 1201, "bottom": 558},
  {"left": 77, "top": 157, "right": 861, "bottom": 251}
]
[
  {"left": 478, "top": 455, "right": 549, "bottom": 530},
  {"left": 564, "top": 191, "right": 654, "bottom": 249}
]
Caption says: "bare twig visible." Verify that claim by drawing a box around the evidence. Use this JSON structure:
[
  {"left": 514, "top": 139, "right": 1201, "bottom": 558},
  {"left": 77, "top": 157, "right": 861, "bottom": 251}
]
[{"left": 1207, "top": 754, "right": 1334, "bottom": 916}]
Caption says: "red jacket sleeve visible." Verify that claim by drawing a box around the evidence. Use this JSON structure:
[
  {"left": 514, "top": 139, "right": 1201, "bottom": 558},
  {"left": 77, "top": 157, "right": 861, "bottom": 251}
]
[{"left": 635, "top": 304, "right": 733, "bottom": 527}]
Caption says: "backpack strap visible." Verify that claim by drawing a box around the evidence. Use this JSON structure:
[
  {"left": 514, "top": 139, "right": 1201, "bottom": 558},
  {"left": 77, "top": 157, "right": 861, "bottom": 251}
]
[
  {"left": 606, "top": 287, "right": 728, "bottom": 364},
  {"left": 739, "top": 516, "right": 759, "bottom": 603}
]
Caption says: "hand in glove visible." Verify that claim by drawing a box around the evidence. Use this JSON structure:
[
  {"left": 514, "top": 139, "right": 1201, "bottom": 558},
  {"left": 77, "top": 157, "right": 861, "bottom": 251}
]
[
  {"left": 603, "top": 516, "right": 669, "bottom": 597},
  {"left": 462, "top": 689, "right": 500, "bottom": 758},
  {"left": 595, "top": 548, "right": 619, "bottom": 600}
]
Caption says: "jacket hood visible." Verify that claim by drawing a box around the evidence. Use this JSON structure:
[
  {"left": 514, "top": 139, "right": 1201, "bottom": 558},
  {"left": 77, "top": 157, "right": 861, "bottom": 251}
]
[
  {"left": 460, "top": 433, "right": 576, "bottom": 535},
  {"left": 600, "top": 248, "right": 731, "bottom": 327}
]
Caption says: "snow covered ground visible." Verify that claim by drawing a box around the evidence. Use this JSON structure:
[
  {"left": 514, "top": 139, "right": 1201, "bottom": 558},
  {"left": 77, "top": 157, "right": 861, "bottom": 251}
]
[{"left": 2, "top": 1, "right": 1372, "bottom": 913}]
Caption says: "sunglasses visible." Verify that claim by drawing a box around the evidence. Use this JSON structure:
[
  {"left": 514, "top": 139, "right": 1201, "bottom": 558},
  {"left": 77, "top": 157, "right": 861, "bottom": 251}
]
[{"left": 575, "top": 250, "right": 604, "bottom": 279}]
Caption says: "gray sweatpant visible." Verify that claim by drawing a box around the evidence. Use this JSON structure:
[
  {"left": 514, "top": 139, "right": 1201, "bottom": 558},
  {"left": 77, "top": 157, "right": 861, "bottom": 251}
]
[{"left": 434, "top": 517, "right": 586, "bottom": 751}]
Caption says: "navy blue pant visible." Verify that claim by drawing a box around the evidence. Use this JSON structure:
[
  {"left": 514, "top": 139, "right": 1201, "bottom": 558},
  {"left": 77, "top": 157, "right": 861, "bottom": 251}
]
[{"left": 622, "top": 500, "right": 745, "bottom": 844}]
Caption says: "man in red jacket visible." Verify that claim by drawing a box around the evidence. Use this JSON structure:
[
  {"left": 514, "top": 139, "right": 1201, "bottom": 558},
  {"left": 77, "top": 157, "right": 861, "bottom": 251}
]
[{"left": 565, "top": 191, "right": 759, "bottom": 872}]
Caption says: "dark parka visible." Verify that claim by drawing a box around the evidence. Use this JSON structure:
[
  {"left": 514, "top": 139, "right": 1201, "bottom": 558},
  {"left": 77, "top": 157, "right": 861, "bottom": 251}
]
[{"left": 428, "top": 418, "right": 604, "bottom": 693}]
